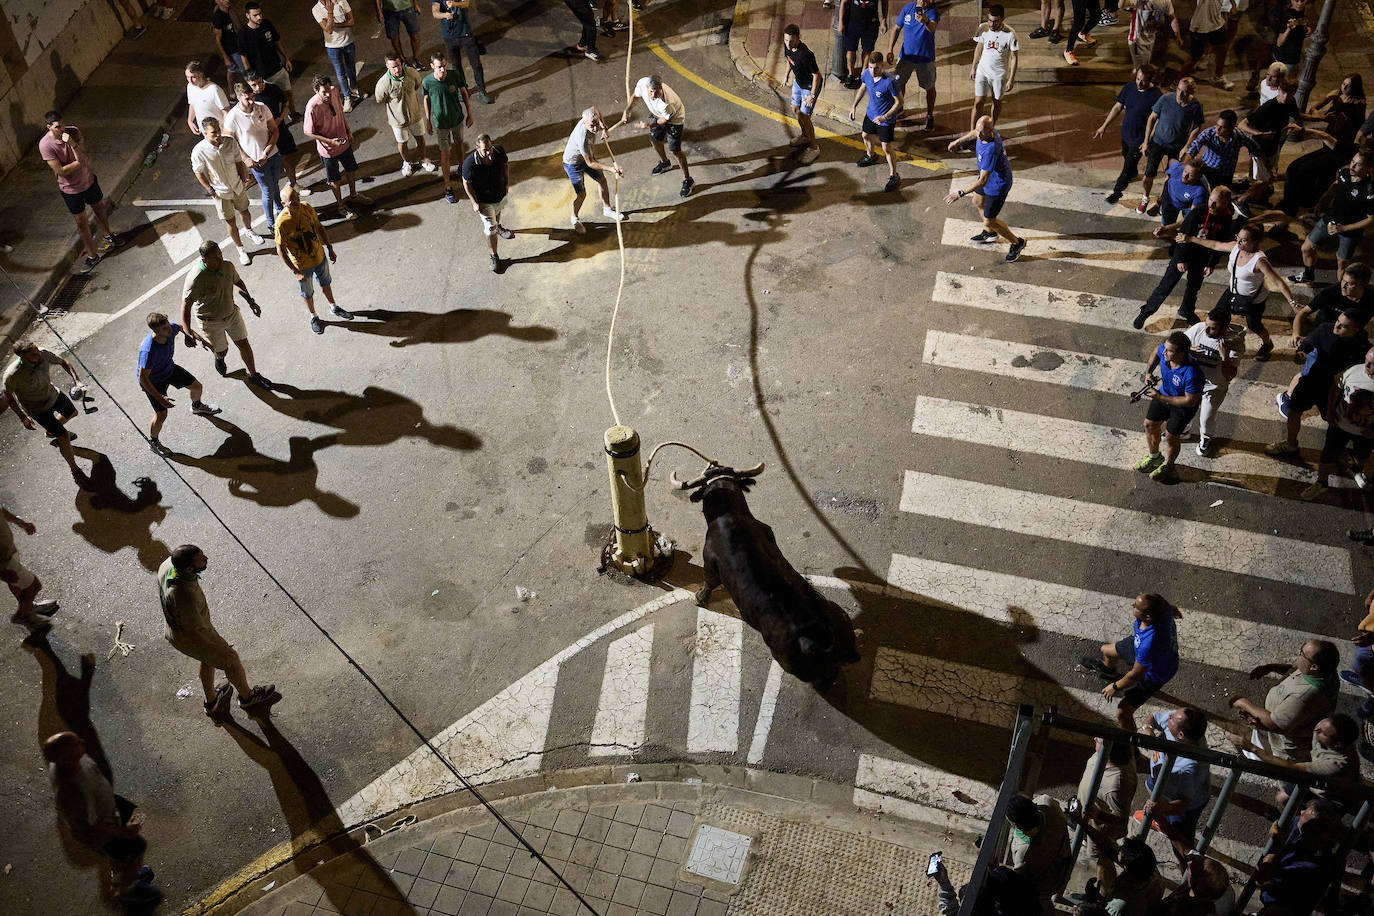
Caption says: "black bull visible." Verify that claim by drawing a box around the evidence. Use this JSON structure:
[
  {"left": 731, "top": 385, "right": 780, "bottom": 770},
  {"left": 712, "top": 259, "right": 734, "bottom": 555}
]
[{"left": 679, "top": 467, "right": 861, "bottom": 688}]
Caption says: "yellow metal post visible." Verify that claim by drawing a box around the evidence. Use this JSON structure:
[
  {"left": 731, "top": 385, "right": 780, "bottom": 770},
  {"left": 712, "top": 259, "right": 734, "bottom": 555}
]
[{"left": 604, "top": 425, "right": 656, "bottom": 575}]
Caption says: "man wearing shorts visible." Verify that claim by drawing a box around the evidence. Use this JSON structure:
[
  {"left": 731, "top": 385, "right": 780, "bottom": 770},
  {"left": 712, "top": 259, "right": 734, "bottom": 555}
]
[
  {"left": 462, "top": 134, "right": 514, "bottom": 271},
  {"left": 1181, "top": 0, "right": 1235, "bottom": 89},
  {"left": 1305, "top": 346, "right": 1374, "bottom": 496},
  {"left": 1294, "top": 150, "right": 1374, "bottom": 283},
  {"left": 969, "top": 5, "right": 1017, "bottom": 131},
  {"left": 1236, "top": 80, "right": 1300, "bottom": 215},
  {"left": 1136, "top": 330, "right": 1203, "bottom": 483},
  {"left": 3, "top": 340, "right": 91, "bottom": 489},
  {"left": 837, "top": 0, "right": 886, "bottom": 89},
  {"left": 848, "top": 52, "right": 903, "bottom": 193},
  {"left": 621, "top": 74, "right": 694, "bottom": 197},
  {"left": 40, "top": 112, "right": 122, "bottom": 274},
  {"left": 1269, "top": 308, "right": 1368, "bottom": 458},
  {"left": 375, "top": 54, "right": 436, "bottom": 178},
  {"left": 1138, "top": 78, "right": 1203, "bottom": 214},
  {"left": 782, "top": 25, "right": 822, "bottom": 155},
  {"left": 422, "top": 51, "right": 473, "bottom": 203},
  {"left": 180, "top": 241, "right": 273, "bottom": 390},
  {"left": 139, "top": 313, "right": 222, "bottom": 454},
  {"left": 1081, "top": 593, "right": 1181, "bottom": 730},
  {"left": 378, "top": 0, "right": 422, "bottom": 69},
  {"left": 888, "top": 0, "right": 939, "bottom": 131},
  {"left": 945, "top": 115, "right": 1027, "bottom": 262},
  {"left": 1, "top": 505, "right": 59, "bottom": 630},
  {"left": 191, "top": 117, "right": 264, "bottom": 267},
  {"left": 274, "top": 187, "right": 353, "bottom": 335},
  {"left": 563, "top": 107, "right": 626, "bottom": 234},
  {"left": 304, "top": 75, "right": 371, "bottom": 218},
  {"left": 158, "top": 544, "right": 280, "bottom": 723}
]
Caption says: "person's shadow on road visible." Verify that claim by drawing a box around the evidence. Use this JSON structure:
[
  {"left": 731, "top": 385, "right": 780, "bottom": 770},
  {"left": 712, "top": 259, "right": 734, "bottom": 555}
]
[
  {"left": 71, "top": 454, "right": 171, "bottom": 573},
  {"left": 341, "top": 307, "right": 557, "bottom": 349},
  {"left": 225, "top": 717, "right": 420, "bottom": 914},
  {"left": 246, "top": 383, "right": 483, "bottom": 451}
]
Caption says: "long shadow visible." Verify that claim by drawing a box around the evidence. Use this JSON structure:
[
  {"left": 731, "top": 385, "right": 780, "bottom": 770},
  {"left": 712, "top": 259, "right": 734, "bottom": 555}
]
[
  {"left": 72, "top": 454, "right": 170, "bottom": 573},
  {"left": 224, "top": 717, "right": 419, "bottom": 914},
  {"left": 338, "top": 308, "right": 558, "bottom": 350},
  {"left": 165, "top": 417, "right": 359, "bottom": 517},
  {"left": 246, "top": 382, "right": 484, "bottom": 450},
  {"left": 24, "top": 631, "right": 111, "bottom": 782}
]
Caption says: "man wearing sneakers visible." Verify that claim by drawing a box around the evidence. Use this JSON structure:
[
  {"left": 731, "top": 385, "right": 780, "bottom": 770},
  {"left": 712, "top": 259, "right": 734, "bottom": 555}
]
[
  {"left": 312, "top": 0, "right": 360, "bottom": 109},
  {"left": 945, "top": 116, "right": 1027, "bottom": 262},
  {"left": 375, "top": 54, "right": 437, "bottom": 179},
  {"left": 191, "top": 117, "right": 264, "bottom": 267},
  {"left": 1137, "top": 330, "right": 1204, "bottom": 482},
  {"left": 620, "top": 74, "right": 694, "bottom": 197},
  {"left": 461, "top": 134, "right": 514, "bottom": 271},
  {"left": 1126, "top": 0, "right": 1182, "bottom": 69},
  {"left": 1180, "top": 0, "right": 1236, "bottom": 89},
  {"left": 837, "top": 0, "right": 887, "bottom": 89},
  {"left": 3, "top": 340, "right": 92, "bottom": 490},
  {"left": 304, "top": 75, "right": 370, "bottom": 218},
  {"left": 888, "top": 0, "right": 939, "bottom": 131},
  {"left": 158, "top": 544, "right": 280, "bottom": 723},
  {"left": 1269, "top": 309, "right": 1368, "bottom": 460},
  {"left": 180, "top": 241, "right": 273, "bottom": 390},
  {"left": 969, "top": 5, "right": 1017, "bottom": 131},
  {"left": 564, "top": 107, "right": 626, "bottom": 233},
  {"left": 275, "top": 186, "right": 353, "bottom": 335},
  {"left": 1, "top": 506, "right": 60, "bottom": 631},
  {"left": 782, "top": 25, "right": 822, "bottom": 154},
  {"left": 1064, "top": 0, "right": 1102, "bottom": 66},
  {"left": 1096, "top": 65, "right": 1162, "bottom": 205},
  {"left": 1135, "top": 186, "right": 1234, "bottom": 327},
  {"left": 422, "top": 51, "right": 473, "bottom": 204},
  {"left": 138, "top": 312, "right": 222, "bottom": 455},
  {"left": 1304, "top": 346, "right": 1374, "bottom": 497},
  {"left": 434, "top": 0, "right": 492, "bottom": 102},
  {"left": 848, "top": 52, "right": 903, "bottom": 193},
  {"left": 1080, "top": 593, "right": 1181, "bottom": 730},
  {"left": 40, "top": 112, "right": 123, "bottom": 274},
  {"left": 1138, "top": 78, "right": 1203, "bottom": 215},
  {"left": 1180, "top": 306, "right": 1243, "bottom": 457},
  {"left": 1292, "top": 150, "right": 1374, "bottom": 284}
]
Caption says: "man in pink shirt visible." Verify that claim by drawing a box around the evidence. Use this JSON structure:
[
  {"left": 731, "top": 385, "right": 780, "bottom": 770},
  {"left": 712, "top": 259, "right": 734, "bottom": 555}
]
[
  {"left": 39, "top": 111, "right": 124, "bottom": 273},
  {"left": 303, "top": 74, "right": 370, "bottom": 217}
]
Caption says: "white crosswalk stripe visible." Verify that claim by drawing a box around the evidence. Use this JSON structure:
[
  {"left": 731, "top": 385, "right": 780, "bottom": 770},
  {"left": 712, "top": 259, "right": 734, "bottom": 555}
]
[
  {"left": 933, "top": 270, "right": 1148, "bottom": 332},
  {"left": 687, "top": 608, "right": 743, "bottom": 753},
  {"left": 145, "top": 209, "right": 205, "bottom": 265},
  {"left": 589, "top": 624, "right": 654, "bottom": 756},
  {"left": 946, "top": 176, "right": 1153, "bottom": 220}
]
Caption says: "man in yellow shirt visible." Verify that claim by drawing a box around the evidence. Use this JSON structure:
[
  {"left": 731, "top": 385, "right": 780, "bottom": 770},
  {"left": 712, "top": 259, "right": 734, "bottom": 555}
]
[{"left": 274, "top": 186, "right": 353, "bottom": 336}]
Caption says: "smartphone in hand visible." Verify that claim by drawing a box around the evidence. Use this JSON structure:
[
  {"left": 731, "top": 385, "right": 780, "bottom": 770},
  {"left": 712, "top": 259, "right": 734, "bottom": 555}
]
[{"left": 927, "top": 851, "right": 943, "bottom": 876}]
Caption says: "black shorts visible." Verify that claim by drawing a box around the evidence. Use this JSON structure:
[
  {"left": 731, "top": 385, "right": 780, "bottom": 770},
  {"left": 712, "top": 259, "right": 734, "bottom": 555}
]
[
  {"left": 61, "top": 179, "right": 104, "bottom": 215},
  {"left": 98, "top": 795, "right": 146, "bottom": 863},
  {"left": 1321, "top": 423, "right": 1374, "bottom": 464},
  {"left": 1143, "top": 141, "right": 1181, "bottom": 178},
  {"left": 1290, "top": 372, "right": 1330, "bottom": 415},
  {"left": 648, "top": 121, "right": 684, "bottom": 153},
  {"left": 145, "top": 364, "right": 196, "bottom": 411},
  {"left": 323, "top": 148, "right": 359, "bottom": 184},
  {"left": 1188, "top": 27, "right": 1227, "bottom": 57},
  {"left": 1121, "top": 678, "right": 1164, "bottom": 708},
  {"left": 861, "top": 116, "right": 895, "bottom": 144},
  {"left": 33, "top": 392, "right": 77, "bottom": 438},
  {"left": 276, "top": 128, "right": 298, "bottom": 157},
  {"left": 1146, "top": 396, "right": 1199, "bottom": 436},
  {"left": 981, "top": 192, "right": 1008, "bottom": 219},
  {"left": 842, "top": 22, "right": 879, "bottom": 54}
]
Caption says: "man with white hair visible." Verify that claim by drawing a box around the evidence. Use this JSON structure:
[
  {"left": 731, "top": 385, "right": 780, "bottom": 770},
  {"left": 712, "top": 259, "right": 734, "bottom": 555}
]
[{"left": 563, "top": 107, "right": 626, "bottom": 233}]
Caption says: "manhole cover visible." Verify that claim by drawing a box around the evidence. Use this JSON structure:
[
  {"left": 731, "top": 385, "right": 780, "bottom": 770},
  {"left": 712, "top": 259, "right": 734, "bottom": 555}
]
[
  {"left": 46, "top": 274, "right": 92, "bottom": 316},
  {"left": 684, "top": 824, "right": 751, "bottom": 885}
]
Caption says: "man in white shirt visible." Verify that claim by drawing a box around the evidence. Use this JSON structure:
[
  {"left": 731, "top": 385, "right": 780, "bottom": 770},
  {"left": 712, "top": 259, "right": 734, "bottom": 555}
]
[
  {"left": 191, "top": 118, "right": 265, "bottom": 266},
  {"left": 312, "top": 0, "right": 360, "bottom": 108},
  {"left": 224, "top": 82, "right": 282, "bottom": 224},
  {"left": 1181, "top": 0, "right": 1236, "bottom": 89},
  {"left": 1308, "top": 346, "right": 1374, "bottom": 497},
  {"left": 1183, "top": 305, "right": 1243, "bottom": 457},
  {"left": 969, "top": 4, "right": 1018, "bottom": 130},
  {"left": 185, "top": 61, "right": 231, "bottom": 137},
  {"left": 1127, "top": 0, "right": 1182, "bottom": 69},
  {"left": 619, "top": 75, "right": 694, "bottom": 197},
  {"left": 563, "top": 107, "right": 626, "bottom": 233}
]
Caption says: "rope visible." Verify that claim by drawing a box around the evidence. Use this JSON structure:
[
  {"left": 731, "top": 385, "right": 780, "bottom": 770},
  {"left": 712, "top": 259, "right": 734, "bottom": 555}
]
[
  {"left": 601, "top": 0, "right": 637, "bottom": 428},
  {"left": 641, "top": 439, "right": 716, "bottom": 489}
]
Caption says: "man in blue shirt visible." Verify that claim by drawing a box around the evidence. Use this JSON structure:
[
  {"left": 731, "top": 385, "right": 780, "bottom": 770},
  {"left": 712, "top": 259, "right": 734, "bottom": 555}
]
[
  {"left": 1094, "top": 65, "right": 1162, "bottom": 204},
  {"left": 887, "top": 0, "right": 939, "bottom": 131},
  {"left": 138, "top": 312, "right": 221, "bottom": 454},
  {"left": 1140, "top": 708, "right": 1211, "bottom": 860},
  {"left": 1080, "top": 592, "right": 1181, "bottom": 729},
  {"left": 847, "top": 52, "right": 903, "bottom": 192},
  {"left": 1155, "top": 158, "right": 1210, "bottom": 227},
  {"left": 1137, "top": 331, "right": 1203, "bottom": 482},
  {"left": 945, "top": 115, "right": 1027, "bottom": 262},
  {"left": 1139, "top": 78, "right": 1204, "bottom": 213}
]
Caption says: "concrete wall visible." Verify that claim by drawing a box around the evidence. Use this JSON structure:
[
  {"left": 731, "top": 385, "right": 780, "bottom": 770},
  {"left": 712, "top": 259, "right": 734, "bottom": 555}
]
[{"left": 0, "top": 0, "right": 133, "bottom": 180}]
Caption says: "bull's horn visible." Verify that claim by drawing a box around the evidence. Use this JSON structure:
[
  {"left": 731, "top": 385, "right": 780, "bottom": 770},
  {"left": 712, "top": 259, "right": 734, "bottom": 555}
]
[
  {"left": 671, "top": 469, "right": 709, "bottom": 489},
  {"left": 737, "top": 461, "right": 766, "bottom": 477}
]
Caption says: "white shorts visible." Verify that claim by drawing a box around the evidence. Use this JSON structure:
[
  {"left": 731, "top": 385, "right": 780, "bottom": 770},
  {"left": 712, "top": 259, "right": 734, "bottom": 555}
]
[
  {"left": 1, "top": 556, "right": 35, "bottom": 592},
  {"left": 476, "top": 198, "right": 506, "bottom": 236},
  {"left": 199, "top": 308, "right": 249, "bottom": 353},
  {"left": 265, "top": 68, "right": 291, "bottom": 92},
  {"left": 1251, "top": 152, "right": 1278, "bottom": 182},
  {"left": 973, "top": 72, "right": 1005, "bottom": 100},
  {"left": 392, "top": 121, "right": 423, "bottom": 144}
]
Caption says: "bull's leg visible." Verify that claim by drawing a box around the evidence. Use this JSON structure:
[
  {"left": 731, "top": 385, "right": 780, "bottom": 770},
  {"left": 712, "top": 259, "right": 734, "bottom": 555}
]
[{"left": 694, "top": 558, "right": 719, "bottom": 606}]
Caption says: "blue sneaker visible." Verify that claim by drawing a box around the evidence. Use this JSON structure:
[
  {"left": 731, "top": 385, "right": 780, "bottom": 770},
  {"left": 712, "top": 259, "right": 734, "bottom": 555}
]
[
  {"left": 1342, "top": 669, "right": 1372, "bottom": 694},
  {"left": 1276, "top": 391, "right": 1291, "bottom": 418}
]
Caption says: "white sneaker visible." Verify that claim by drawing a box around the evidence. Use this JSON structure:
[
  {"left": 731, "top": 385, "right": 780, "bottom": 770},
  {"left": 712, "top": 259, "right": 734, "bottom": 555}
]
[
  {"left": 244, "top": 230, "right": 265, "bottom": 246},
  {"left": 571, "top": 217, "right": 586, "bottom": 234},
  {"left": 419, "top": 160, "right": 437, "bottom": 173},
  {"left": 237, "top": 247, "right": 251, "bottom": 265},
  {"left": 343, "top": 97, "right": 353, "bottom": 113},
  {"left": 401, "top": 161, "right": 414, "bottom": 177},
  {"left": 603, "top": 206, "right": 627, "bottom": 221},
  {"left": 1358, "top": 471, "right": 1370, "bottom": 490}
]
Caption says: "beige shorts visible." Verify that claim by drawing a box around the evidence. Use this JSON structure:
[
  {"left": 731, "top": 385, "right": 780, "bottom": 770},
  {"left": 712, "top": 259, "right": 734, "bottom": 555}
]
[
  {"left": 199, "top": 308, "right": 249, "bottom": 352},
  {"left": 167, "top": 629, "right": 238, "bottom": 668},
  {"left": 476, "top": 198, "right": 506, "bottom": 236},
  {"left": 433, "top": 125, "right": 461, "bottom": 152},
  {"left": 0, "top": 556, "right": 36, "bottom": 592},
  {"left": 216, "top": 188, "right": 252, "bottom": 221},
  {"left": 392, "top": 121, "right": 423, "bottom": 144}
]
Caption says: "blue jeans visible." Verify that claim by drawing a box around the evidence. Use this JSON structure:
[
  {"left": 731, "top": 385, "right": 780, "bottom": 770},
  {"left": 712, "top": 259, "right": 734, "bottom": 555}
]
[
  {"left": 250, "top": 153, "right": 283, "bottom": 225},
  {"left": 325, "top": 43, "right": 358, "bottom": 98}
]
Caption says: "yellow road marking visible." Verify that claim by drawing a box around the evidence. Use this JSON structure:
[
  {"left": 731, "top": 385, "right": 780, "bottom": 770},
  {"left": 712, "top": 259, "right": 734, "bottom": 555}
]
[{"left": 647, "top": 43, "right": 942, "bottom": 171}]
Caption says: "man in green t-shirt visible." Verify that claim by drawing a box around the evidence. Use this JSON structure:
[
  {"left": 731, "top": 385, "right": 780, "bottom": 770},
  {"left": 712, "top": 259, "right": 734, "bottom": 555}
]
[{"left": 422, "top": 52, "right": 474, "bottom": 202}]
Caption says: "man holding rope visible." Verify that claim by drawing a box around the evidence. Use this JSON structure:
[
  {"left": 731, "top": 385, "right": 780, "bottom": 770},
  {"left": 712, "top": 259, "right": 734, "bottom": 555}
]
[
  {"left": 619, "top": 74, "right": 694, "bottom": 198},
  {"left": 563, "top": 107, "right": 627, "bottom": 233}
]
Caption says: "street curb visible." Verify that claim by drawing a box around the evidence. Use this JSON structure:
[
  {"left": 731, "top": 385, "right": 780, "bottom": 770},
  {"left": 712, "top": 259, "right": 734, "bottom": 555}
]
[
  {"left": 727, "top": 0, "right": 858, "bottom": 131},
  {"left": 189, "top": 762, "right": 985, "bottom": 915}
]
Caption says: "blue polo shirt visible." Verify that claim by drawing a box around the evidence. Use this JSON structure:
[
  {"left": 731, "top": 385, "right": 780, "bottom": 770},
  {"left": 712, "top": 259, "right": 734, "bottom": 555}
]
[
  {"left": 861, "top": 69, "right": 902, "bottom": 121},
  {"left": 1118, "top": 82, "right": 1163, "bottom": 148},
  {"left": 137, "top": 322, "right": 181, "bottom": 384},
  {"left": 896, "top": 2, "right": 940, "bottom": 61},
  {"left": 1163, "top": 160, "right": 1209, "bottom": 210},
  {"left": 1133, "top": 611, "right": 1179, "bottom": 685},
  {"left": 976, "top": 131, "right": 1013, "bottom": 198},
  {"left": 1156, "top": 344, "right": 1204, "bottom": 397}
]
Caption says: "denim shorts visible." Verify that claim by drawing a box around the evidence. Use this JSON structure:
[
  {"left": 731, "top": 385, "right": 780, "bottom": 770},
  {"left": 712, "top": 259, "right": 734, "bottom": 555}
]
[
  {"left": 563, "top": 157, "right": 606, "bottom": 193},
  {"left": 298, "top": 258, "right": 332, "bottom": 298},
  {"left": 1307, "top": 217, "right": 1362, "bottom": 260}
]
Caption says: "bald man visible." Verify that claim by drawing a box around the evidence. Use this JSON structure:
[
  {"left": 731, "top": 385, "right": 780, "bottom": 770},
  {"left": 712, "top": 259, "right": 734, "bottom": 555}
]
[
  {"left": 945, "top": 116, "right": 1027, "bottom": 262},
  {"left": 274, "top": 185, "right": 352, "bottom": 335}
]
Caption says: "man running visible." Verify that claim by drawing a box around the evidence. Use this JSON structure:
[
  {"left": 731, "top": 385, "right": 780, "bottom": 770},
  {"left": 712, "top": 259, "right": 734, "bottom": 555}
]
[
  {"left": 620, "top": 74, "right": 694, "bottom": 197},
  {"left": 179, "top": 241, "right": 273, "bottom": 390},
  {"left": 848, "top": 52, "right": 903, "bottom": 193},
  {"left": 945, "top": 116, "right": 1027, "bottom": 262},
  {"left": 3, "top": 340, "right": 91, "bottom": 489},
  {"left": 1137, "top": 330, "right": 1204, "bottom": 483},
  {"left": 139, "top": 312, "right": 222, "bottom": 454},
  {"left": 1268, "top": 309, "right": 1369, "bottom": 459},
  {"left": 1181, "top": 305, "right": 1243, "bottom": 457}
]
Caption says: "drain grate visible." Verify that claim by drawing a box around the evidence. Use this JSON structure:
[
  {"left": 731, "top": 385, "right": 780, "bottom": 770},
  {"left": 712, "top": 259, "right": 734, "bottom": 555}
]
[{"left": 46, "top": 274, "right": 93, "bottom": 317}]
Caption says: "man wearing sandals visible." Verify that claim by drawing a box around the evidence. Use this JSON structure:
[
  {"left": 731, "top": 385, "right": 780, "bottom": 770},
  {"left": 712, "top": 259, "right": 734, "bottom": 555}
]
[{"left": 157, "top": 544, "right": 280, "bottom": 722}]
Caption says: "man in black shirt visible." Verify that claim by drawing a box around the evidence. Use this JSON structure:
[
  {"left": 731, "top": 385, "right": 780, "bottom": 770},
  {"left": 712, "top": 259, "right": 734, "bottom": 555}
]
[
  {"left": 246, "top": 70, "right": 301, "bottom": 187},
  {"left": 239, "top": 4, "right": 297, "bottom": 121},
  {"left": 461, "top": 133, "right": 512, "bottom": 271},
  {"left": 1269, "top": 309, "right": 1370, "bottom": 456},
  {"left": 838, "top": 0, "right": 886, "bottom": 88},
  {"left": 212, "top": 0, "right": 244, "bottom": 77},
  {"left": 1294, "top": 150, "right": 1374, "bottom": 282},
  {"left": 1292, "top": 263, "right": 1374, "bottom": 342},
  {"left": 1134, "top": 186, "right": 1235, "bottom": 328},
  {"left": 1236, "top": 80, "right": 1299, "bottom": 215},
  {"left": 782, "top": 24, "right": 821, "bottom": 156}
]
